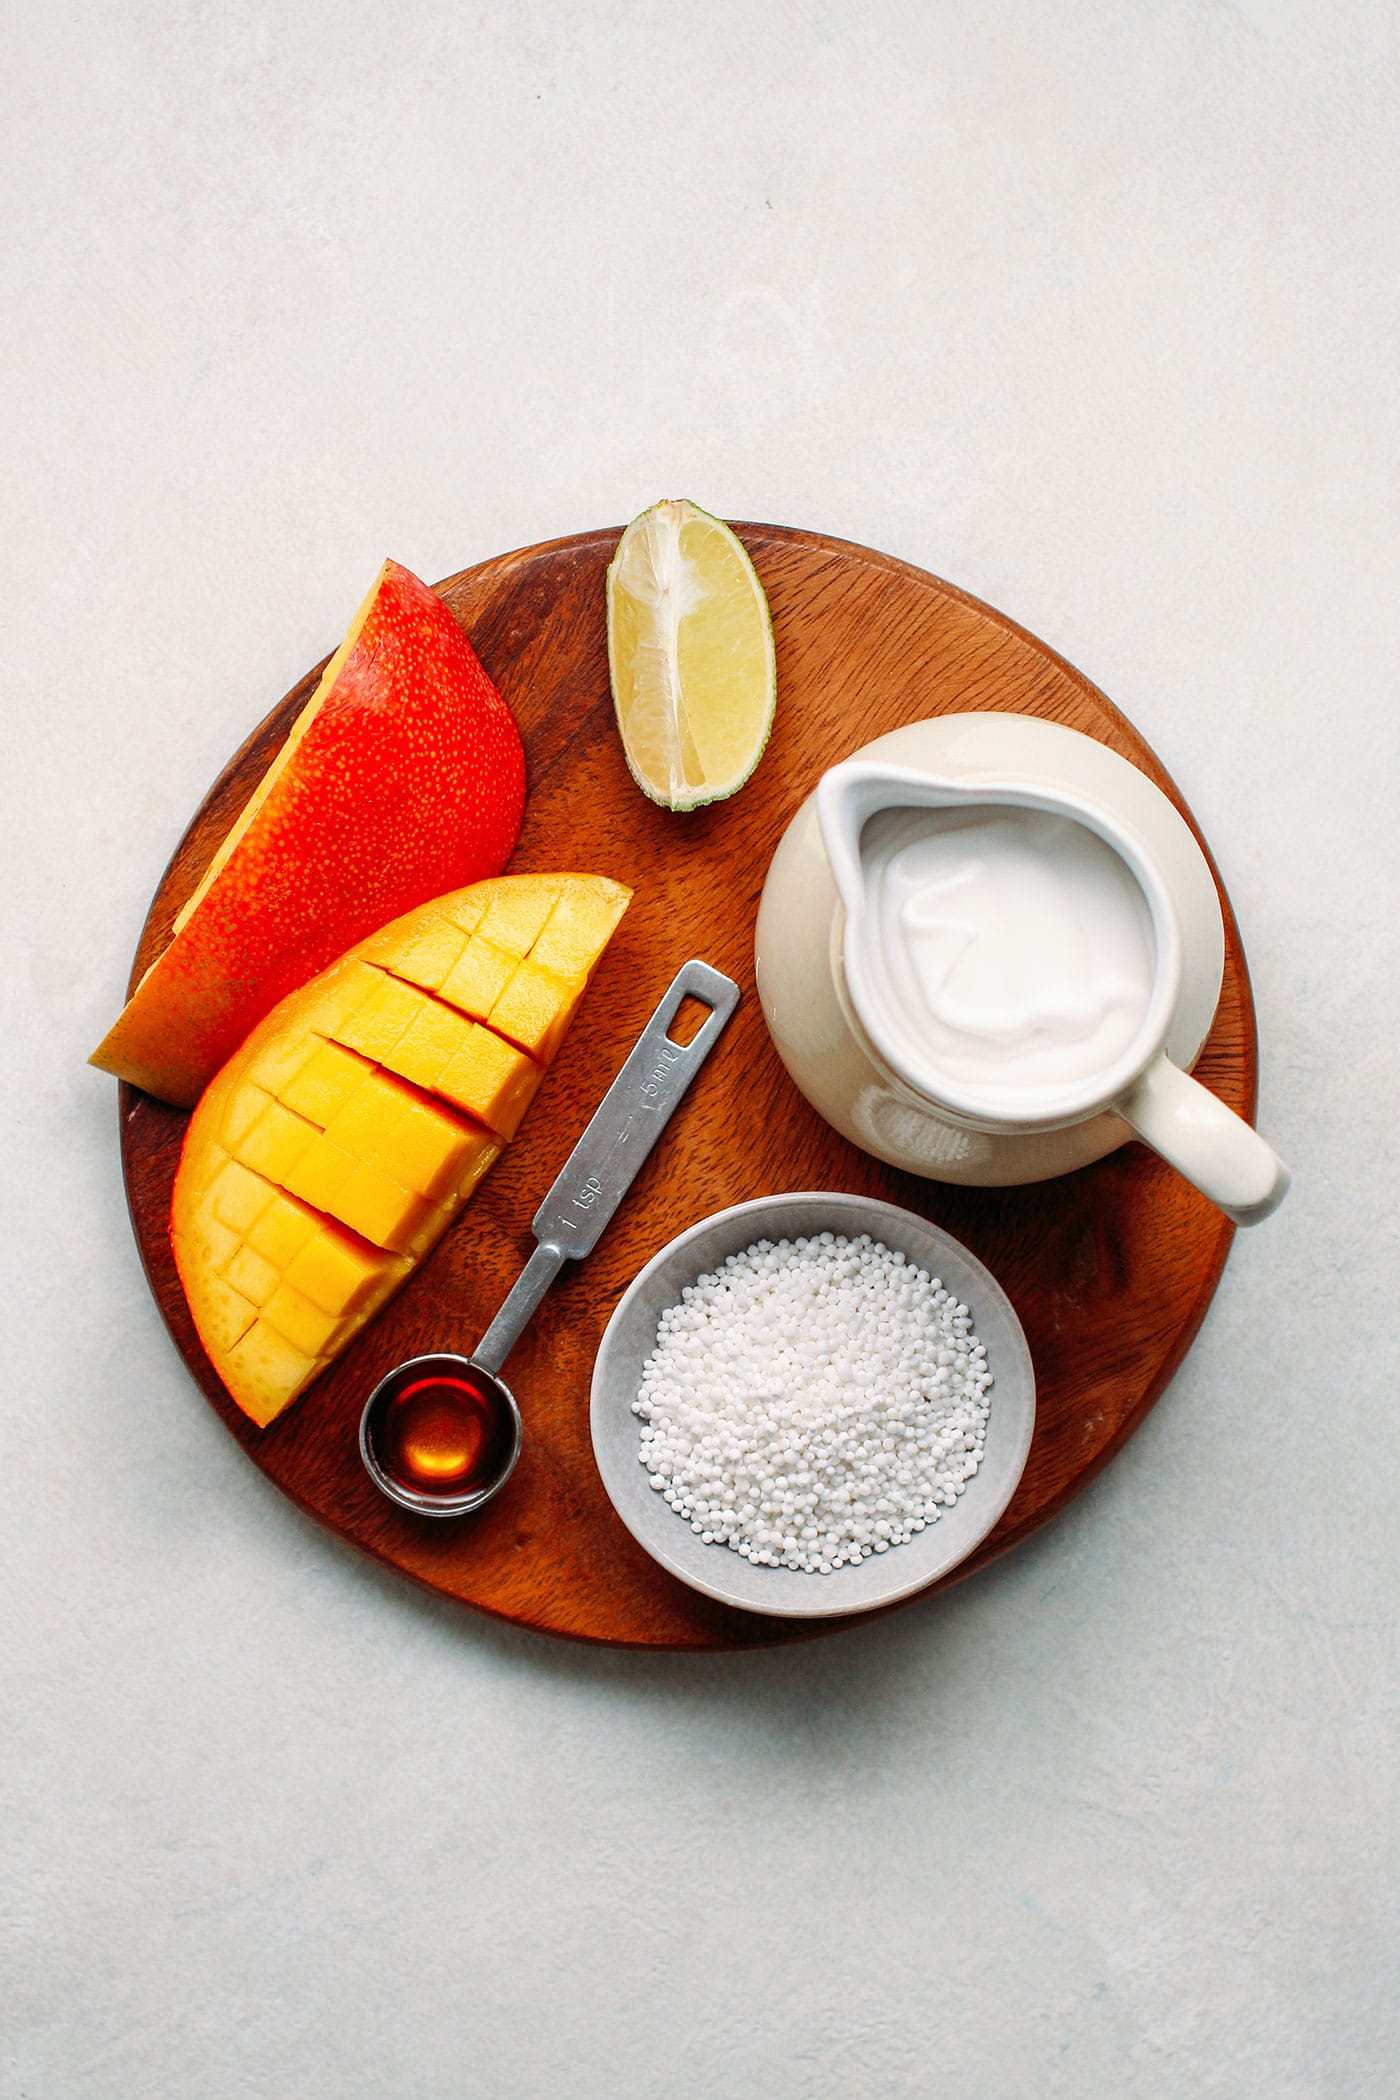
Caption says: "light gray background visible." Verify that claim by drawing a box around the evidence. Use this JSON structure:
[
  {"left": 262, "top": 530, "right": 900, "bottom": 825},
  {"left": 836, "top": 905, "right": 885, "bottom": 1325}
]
[{"left": 4, "top": 4, "right": 1396, "bottom": 2095}]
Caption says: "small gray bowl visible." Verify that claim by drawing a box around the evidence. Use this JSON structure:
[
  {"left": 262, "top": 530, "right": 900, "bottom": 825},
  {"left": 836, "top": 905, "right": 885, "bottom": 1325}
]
[{"left": 590, "top": 1192, "right": 1036, "bottom": 1619}]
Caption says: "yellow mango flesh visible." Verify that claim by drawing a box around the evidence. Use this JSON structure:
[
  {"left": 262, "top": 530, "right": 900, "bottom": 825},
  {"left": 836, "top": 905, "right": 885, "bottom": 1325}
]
[{"left": 172, "top": 872, "right": 631, "bottom": 1424}]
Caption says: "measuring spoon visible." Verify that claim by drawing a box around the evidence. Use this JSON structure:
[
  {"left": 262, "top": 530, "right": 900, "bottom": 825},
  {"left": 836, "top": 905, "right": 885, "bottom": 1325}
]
[{"left": 359, "top": 959, "right": 740, "bottom": 1516}]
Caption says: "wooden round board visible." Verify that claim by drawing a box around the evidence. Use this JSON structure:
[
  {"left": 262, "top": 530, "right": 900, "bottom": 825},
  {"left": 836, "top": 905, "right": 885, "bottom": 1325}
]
[{"left": 119, "top": 525, "right": 1257, "bottom": 1648}]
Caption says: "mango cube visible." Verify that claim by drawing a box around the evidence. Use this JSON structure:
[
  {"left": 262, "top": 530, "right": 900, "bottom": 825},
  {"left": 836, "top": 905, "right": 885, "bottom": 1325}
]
[
  {"left": 245, "top": 1190, "right": 322, "bottom": 1269},
  {"left": 384, "top": 999, "right": 474, "bottom": 1092},
  {"left": 194, "top": 1272, "right": 259, "bottom": 1356},
  {"left": 473, "top": 875, "right": 565, "bottom": 954},
  {"left": 283, "top": 1229, "right": 401, "bottom": 1317},
  {"left": 531, "top": 878, "right": 631, "bottom": 983},
  {"left": 360, "top": 907, "right": 469, "bottom": 990},
  {"left": 488, "top": 958, "right": 585, "bottom": 1063},
  {"left": 184, "top": 1200, "right": 241, "bottom": 1273},
  {"left": 219, "top": 1080, "right": 273, "bottom": 1151},
  {"left": 223, "top": 1321, "right": 322, "bottom": 1427},
  {"left": 435, "top": 1024, "right": 543, "bottom": 1139},
  {"left": 279, "top": 1136, "right": 356, "bottom": 1218},
  {"left": 233, "top": 1098, "right": 318, "bottom": 1184},
  {"left": 435, "top": 890, "right": 491, "bottom": 939},
  {"left": 437, "top": 934, "right": 519, "bottom": 1020},
  {"left": 210, "top": 1155, "right": 274, "bottom": 1236},
  {"left": 333, "top": 965, "right": 427, "bottom": 1062},
  {"left": 279, "top": 1039, "right": 374, "bottom": 1126},
  {"left": 325, "top": 1159, "right": 432, "bottom": 1254},
  {"left": 223, "top": 1243, "right": 281, "bottom": 1308},
  {"left": 245, "top": 1027, "right": 320, "bottom": 1098},
  {"left": 260, "top": 1280, "right": 350, "bottom": 1358},
  {"left": 402, "top": 1139, "right": 501, "bottom": 1260}
]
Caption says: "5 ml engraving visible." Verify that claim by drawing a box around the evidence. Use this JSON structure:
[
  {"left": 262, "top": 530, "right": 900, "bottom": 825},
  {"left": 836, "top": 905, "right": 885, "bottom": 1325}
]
[{"left": 640, "top": 1040, "right": 681, "bottom": 1101}]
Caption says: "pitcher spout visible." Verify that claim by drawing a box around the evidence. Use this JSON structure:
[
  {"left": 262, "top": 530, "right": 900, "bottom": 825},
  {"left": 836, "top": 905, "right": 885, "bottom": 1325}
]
[{"left": 816, "top": 760, "right": 967, "bottom": 928}]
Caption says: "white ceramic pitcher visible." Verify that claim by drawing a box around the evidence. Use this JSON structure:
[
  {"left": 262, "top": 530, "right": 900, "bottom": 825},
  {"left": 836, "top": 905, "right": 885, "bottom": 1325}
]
[{"left": 754, "top": 713, "right": 1289, "bottom": 1225}]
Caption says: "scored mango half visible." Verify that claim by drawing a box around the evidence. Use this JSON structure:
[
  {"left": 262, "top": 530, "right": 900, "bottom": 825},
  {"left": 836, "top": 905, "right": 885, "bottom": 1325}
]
[{"left": 172, "top": 872, "right": 631, "bottom": 1426}]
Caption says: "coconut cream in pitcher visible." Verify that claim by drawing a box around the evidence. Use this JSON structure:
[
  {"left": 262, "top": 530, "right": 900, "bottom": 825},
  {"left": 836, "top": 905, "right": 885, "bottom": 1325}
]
[{"left": 859, "top": 803, "right": 1158, "bottom": 1105}]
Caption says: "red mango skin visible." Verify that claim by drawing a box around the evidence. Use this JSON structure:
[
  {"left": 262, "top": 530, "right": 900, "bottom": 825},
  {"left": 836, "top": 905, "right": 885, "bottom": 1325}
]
[{"left": 91, "top": 561, "right": 526, "bottom": 1106}]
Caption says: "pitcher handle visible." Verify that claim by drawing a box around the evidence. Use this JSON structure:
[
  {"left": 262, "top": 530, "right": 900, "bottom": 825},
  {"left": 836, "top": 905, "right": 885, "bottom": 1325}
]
[{"left": 1117, "top": 1056, "right": 1290, "bottom": 1226}]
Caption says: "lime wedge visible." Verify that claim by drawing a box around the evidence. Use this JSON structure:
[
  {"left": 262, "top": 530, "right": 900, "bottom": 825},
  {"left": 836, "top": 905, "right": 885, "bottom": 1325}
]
[{"left": 606, "top": 499, "right": 776, "bottom": 811}]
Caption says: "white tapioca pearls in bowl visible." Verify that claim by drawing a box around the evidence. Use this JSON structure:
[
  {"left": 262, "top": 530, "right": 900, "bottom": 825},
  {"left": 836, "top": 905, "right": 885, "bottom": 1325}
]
[{"left": 633, "top": 1233, "right": 992, "bottom": 1575}]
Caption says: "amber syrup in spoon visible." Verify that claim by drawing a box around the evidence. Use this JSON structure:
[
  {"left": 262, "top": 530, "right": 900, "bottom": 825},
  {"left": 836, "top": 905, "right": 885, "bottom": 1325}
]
[{"left": 361, "top": 1358, "right": 520, "bottom": 1513}]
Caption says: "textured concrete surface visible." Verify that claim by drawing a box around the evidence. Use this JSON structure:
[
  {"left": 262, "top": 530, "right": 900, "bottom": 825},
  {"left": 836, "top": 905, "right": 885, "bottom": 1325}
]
[{"left": 4, "top": 4, "right": 1397, "bottom": 2094}]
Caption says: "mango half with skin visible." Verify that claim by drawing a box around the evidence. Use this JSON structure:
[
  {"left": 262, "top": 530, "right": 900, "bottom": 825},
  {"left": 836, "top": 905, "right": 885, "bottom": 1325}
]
[
  {"left": 92, "top": 560, "right": 526, "bottom": 1107},
  {"left": 172, "top": 873, "right": 631, "bottom": 1426}
]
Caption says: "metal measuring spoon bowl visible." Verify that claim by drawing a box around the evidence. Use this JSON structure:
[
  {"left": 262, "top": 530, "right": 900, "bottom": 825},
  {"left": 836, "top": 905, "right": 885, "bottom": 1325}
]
[
  {"left": 359, "top": 1353, "right": 522, "bottom": 1517},
  {"left": 358, "top": 960, "right": 740, "bottom": 1518}
]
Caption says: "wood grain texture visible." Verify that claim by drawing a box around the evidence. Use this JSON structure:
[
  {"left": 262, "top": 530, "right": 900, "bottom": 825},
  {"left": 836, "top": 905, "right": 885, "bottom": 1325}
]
[{"left": 118, "top": 524, "right": 1256, "bottom": 1648}]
